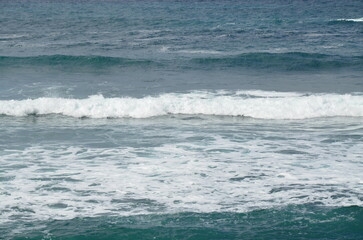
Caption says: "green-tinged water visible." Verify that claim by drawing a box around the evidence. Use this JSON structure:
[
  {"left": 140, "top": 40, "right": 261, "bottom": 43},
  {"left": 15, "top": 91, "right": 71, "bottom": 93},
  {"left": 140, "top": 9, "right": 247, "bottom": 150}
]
[
  {"left": 1, "top": 53, "right": 363, "bottom": 71},
  {"left": 6, "top": 206, "right": 363, "bottom": 240}
]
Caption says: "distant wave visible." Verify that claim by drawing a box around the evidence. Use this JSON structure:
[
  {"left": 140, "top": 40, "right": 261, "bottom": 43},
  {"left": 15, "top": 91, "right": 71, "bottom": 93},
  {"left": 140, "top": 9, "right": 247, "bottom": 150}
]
[
  {"left": 0, "top": 55, "right": 155, "bottom": 68},
  {"left": 174, "top": 49, "right": 223, "bottom": 55},
  {"left": 1, "top": 91, "right": 362, "bottom": 119},
  {"left": 159, "top": 46, "right": 222, "bottom": 55},
  {"left": 335, "top": 17, "right": 363, "bottom": 22},
  {"left": 192, "top": 52, "right": 363, "bottom": 70},
  {"left": 1, "top": 53, "right": 362, "bottom": 71},
  {"left": 0, "top": 34, "right": 28, "bottom": 40}
]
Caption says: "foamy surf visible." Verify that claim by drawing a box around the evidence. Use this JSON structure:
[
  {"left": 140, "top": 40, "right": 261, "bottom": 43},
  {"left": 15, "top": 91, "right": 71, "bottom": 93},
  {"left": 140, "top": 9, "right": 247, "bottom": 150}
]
[
  {"left": 336, "top": 17, "right": 363, "bottom": 22},
  {"left": 1, "top": 91, "right": 362, "bottom": 119}
]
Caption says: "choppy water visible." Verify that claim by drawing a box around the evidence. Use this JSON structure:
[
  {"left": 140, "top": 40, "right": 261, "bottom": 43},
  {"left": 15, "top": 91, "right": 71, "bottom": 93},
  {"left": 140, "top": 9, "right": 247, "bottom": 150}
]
[{"left": 1, "top": 0, "right": 363, "bottom": 239}]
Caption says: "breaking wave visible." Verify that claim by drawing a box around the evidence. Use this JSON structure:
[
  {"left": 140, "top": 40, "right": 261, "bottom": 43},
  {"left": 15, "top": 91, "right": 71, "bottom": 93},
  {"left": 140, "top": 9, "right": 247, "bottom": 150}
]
[
  {"left": 335, "top": 17, "right": 363, "bottom": 22},
  {"left": 1, "top": 91, "right": 362, "bottom": 119}
]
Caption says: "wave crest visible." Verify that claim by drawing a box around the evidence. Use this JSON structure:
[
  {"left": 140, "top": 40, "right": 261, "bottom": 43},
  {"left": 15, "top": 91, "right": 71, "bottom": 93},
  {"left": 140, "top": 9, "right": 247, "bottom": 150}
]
[
  {"left": 1, "top": 91, "right": 362, "bottom": 119},
  {"left": 336, "top": 17, "right": 363, "bottom": 22}
]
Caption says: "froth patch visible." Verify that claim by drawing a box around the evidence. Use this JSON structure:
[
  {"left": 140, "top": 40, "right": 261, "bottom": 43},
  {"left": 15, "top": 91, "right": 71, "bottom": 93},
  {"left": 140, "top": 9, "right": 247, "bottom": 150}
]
[
  {"left": 0, "top": 91, "right": 362, "bottom": 119},
  {"left": 336, "top": 17, "right": 363, "bottom": 22}
]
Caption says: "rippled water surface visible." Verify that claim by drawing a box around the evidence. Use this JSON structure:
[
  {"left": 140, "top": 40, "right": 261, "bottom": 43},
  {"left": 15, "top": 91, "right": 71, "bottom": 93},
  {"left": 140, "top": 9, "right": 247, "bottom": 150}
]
[{"left": 1, "top": 0, "right": 363, "bottom": 239}]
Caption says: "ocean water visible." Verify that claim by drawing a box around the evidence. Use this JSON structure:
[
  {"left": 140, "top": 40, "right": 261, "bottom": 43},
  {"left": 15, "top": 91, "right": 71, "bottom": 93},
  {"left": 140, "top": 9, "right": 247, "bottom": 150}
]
[{"left": 1, "top": 0, "right": 363, "bottom": 239}]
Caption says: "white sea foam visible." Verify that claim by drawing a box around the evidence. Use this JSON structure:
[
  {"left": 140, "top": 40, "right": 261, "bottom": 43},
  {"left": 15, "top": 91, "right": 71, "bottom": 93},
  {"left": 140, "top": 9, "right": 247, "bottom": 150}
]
[
  {"left": 0, "top": 91, "right": 362, "bottom": 119},
  {"left": 0, "top": 34, "right": 28, "bottom": 39},
  {"left": 235, "top": 90, "right": 303, "bottom": 97},
  {"left": 160, "top": 46, "right": 170, "bottom": 52},
  {"left": 1, "top": 122, "right": 362, "bottom": 223},
  {"left": 336, "top": 17, "right": 363, "bottom": 22}
]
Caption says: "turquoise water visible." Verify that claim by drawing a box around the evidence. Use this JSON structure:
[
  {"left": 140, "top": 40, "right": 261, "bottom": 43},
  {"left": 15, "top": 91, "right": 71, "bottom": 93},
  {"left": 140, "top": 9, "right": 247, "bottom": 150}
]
[
  {"left": 5, "top": 206, "right": 363, "bottom": 239},
  {"left": 1, "top": 0, "right": 363, "bottom": 239}
]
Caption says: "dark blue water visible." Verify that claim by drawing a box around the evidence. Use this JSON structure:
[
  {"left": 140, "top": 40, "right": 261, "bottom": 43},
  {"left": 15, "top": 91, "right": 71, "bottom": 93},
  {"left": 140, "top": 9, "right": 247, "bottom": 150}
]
[
  {"left": 1, "top": 0, "right": 363, "bottom": 99},
  {"left": 1, "top": 0, "right": 363, "bottom": 239}
]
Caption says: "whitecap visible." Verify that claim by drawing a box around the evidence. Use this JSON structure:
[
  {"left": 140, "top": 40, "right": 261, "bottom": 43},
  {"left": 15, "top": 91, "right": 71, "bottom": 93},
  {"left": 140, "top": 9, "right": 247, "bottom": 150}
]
[
  {"left": 336, "top": 17, "right": 363, "bottom": 22},
  {"left": 1, "top": 91, "right": 362, "bottom": 119}
]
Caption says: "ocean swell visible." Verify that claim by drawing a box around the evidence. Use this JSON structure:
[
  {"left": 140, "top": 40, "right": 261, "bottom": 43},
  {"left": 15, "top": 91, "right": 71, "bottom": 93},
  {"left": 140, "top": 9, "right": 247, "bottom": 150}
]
[
  {"left": 1, "top": 91, "right": 362, "bottom": 119},
  {"left": 0, "top": 55, "right": 155, "bottom": 68},
  {"left": 192, "top": 52, "right": 363, "bottom": 70},
  {"left": 1, "top": 53, "right": 363, "bottom": 71}
]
